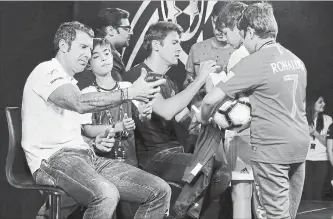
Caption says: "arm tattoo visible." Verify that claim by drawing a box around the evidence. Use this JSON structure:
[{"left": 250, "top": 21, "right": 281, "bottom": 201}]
[{"left": 79, "top": 89, "right": 126, "bottom": 113}]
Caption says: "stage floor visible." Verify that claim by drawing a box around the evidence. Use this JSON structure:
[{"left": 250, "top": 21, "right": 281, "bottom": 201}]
[{"left": 297, "top": 200, "right": 333, "bottom": 219}]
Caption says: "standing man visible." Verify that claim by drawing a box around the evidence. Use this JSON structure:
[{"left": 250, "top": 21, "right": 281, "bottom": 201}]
[
  {"left": 213, "top": 2, "right": 253, "bottom": 219},
  {"left": 22, "top": 21, "right": 171, "bottom": 219},
  {"left": 185, "top": 1, "right": 234, "bottom": 152},
  {"left": 75, "top": 8, "right": 133, "bottom": 89},
  {"left": 200, "top": 3, "right": 310, "bottom": 219}
]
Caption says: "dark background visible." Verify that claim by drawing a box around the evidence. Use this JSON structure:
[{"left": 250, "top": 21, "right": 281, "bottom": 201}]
[{"left": 0, "top": 1, "right": 333, "bottom": 218}]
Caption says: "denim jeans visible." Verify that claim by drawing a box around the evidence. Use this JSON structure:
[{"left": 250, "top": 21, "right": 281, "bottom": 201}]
[
  {"left": 33, "top": 148, "right": 171, "bottom": 219},
  {"left": 142, "top": 147, "right": 231, "bottom": 216},
  {"left": 252, "top": 161, "right": 305, "bottom": 219}
]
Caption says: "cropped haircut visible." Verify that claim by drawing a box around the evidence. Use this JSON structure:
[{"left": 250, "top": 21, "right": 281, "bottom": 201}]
[
  {"left": 216, "top": 2, "right": 248, "bottom": 31},
  {"left": 96, "top": 8, "right": 130, "bottom": 38},
  {"left": 237, "top": 2, "right": 278, "bottom": 39},
  {"left": 142, "top": 21, "right": 183, "bottom": 56},
  {"left": 53, "top": 21, "right": 94, "bottom": 54},
  {"left": 86, "top": 38, "right": 112, "bottom": 69},
  {"left": 211, "top": 1, "right": 231, "bottom": 18},
  {"left": 92, "top": 38, "right": 111, "bottom": 51}
]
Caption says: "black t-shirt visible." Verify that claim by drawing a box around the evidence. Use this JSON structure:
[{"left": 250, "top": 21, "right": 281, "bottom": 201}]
[
  {"left": 122, "top": 62, "right": 186, "bottom": 91},
  {"left": 124, "top": 63, "right": 182, "bottom": 164}
]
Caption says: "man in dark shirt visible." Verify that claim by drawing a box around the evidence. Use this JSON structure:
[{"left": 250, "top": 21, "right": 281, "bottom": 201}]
[
  {"left": 124, "top": 21, "right": 231, "bottom": 217},
  {"left": 75, "top": 8, "right": 132, "bottom": 89}
]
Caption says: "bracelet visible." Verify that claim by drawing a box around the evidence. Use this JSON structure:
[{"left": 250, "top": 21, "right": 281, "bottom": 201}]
[
  {"left": 120, "top": 88, "right": 130, "bottom": 102},
  {"left": 120, "top": 89, "right": 125, "bottom": 103}
]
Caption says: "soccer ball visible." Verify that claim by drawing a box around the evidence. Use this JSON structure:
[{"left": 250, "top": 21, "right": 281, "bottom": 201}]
[{"left": 213, "top": 97, "right": 251, "bottom": 131}]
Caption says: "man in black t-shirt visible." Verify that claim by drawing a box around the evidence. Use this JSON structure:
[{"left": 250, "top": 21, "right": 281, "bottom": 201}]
[{"left": 124, "top": 21, "right": 231, "bottom": 217}]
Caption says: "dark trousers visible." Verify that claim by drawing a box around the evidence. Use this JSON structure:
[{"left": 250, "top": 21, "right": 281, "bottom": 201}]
[
  {"left": 142, "top": 146, "right": 231, "bottom": 217},
  {"left": 302, "top": 160, "right": 330, "bottom": 200}
]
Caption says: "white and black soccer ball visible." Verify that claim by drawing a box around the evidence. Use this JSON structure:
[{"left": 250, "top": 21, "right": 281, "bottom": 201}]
[{"left": 213, "top": 97, "right": 251, "bottom": 131}]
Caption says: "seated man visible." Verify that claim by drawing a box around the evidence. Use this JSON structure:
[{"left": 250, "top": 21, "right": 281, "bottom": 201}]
[
  {"left": 21, "top": 21, "right": 171, "bottom": 219},
  {"left": 123, "top": 21, "right": 231, "bottom": 217}
]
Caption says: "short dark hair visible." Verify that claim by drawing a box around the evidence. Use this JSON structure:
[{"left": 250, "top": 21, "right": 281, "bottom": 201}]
[
  {"left": 211, "top": 1, "right": 231, "bottom": 18},
  {"left": 96, "top": 8, "right": 130, "bottom": 37},
  {"left": 216, "top": 2, "right": 248, "bottom": 31},
  {"left": 142, "top": 21, "right": 183, "bottom": 56},
  {"left": 93, "top": 38, "right": 111, "bottom": 51},
  {"left": 53, "top": 21, "right": 94, "bottom": 54},
  {"left": 238, "top": 2, "right": 278, "bottom": 39},
  {"left": 87, "top": 38, "right": 112, "bottom": 68}
]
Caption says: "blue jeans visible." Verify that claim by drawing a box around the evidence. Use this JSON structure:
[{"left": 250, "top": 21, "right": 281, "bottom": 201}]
[
  {"left": 33, "top": 148, "right": 171, "bottom": 219},
  {"left": 252, "top": 161, "right": 305, "bottom": 219}
]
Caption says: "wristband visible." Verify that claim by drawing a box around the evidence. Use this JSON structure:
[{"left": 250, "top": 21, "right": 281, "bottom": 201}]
[{"left": 120, "top": 89, "right": 125, "bottom": 103}]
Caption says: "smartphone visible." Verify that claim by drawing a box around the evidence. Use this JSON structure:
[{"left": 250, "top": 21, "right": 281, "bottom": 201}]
[{"left": 145, "top": 72, "right": 165, "bottom": 82}]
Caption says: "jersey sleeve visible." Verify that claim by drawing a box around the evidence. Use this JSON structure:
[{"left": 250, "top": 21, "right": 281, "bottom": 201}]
[
  {"left": 216, "top": 57, "right": 265, "bottom": 99},
  {"left": 32, "top": 68, "right": 72, "bottom": 102}
]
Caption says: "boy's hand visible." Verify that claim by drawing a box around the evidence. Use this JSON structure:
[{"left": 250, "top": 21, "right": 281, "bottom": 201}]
[
  {"left": 123, "top": 113, "right": 135, "bottom": 131},
  {"left": 138, "top": 101, "right": 153, "bottom": 121}
]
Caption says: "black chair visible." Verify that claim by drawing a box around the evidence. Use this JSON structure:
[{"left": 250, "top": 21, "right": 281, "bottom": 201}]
[{"left": 5, "top": 107, "right": 64, "bottom": 219}]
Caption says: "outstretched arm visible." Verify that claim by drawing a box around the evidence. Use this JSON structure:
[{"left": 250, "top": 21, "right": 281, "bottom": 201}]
[
  {"left": 48, "top": 69, "right": 166, "bottom": 114},
  {"left": 152, "top": 60, "right": 219, "bottom": 120}
]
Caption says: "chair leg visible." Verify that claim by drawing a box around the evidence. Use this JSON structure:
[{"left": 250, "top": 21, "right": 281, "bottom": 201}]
[{"left": 50, "top": 192, "right": 61, "bottom": 219}]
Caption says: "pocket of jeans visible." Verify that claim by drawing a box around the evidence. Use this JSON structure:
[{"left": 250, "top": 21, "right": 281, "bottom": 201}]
[{"left": 34, "top": 162, "right": 57, "bottom": 187}]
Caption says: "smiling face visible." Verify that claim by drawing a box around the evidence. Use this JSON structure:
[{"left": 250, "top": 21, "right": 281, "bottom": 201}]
[
  {"left": 314, "top": 96, "right": 325, "bottom": 113},
  {"left": 157, "top": 31, "right": 181, "bottom": 66},
  {"left": 90, "top": 43, "right": 113, "bottom": 77}
]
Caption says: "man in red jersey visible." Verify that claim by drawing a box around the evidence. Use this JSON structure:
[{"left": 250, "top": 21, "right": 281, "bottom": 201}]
[{"left": 200, "top": 3, "right": 310, "bottom": 219}]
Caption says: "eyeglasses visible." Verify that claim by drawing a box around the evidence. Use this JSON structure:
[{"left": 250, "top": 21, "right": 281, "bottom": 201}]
[{"left": 117, "top": 25, "right": 132, "bottom": 33}]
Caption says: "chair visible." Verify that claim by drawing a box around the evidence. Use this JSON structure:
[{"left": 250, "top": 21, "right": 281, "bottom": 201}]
[{"left": 5, "top": 107, "right": 64, "bottom": 219}]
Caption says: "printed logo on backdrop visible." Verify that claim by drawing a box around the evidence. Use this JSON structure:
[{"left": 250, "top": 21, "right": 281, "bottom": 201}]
[{"left": 123, "top": 0, "right": 218, "bottom": 70}]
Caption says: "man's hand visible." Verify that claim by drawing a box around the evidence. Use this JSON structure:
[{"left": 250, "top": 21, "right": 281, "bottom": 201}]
[
  {"left": 94, "top": 127, "right": 115, "bottom": 153},
  {"left": 205, "top": 75, "right": 215, "bottom": 93},
  {"left": 138, "top": 101, "right": 153, "bottom": 121},
  {"left": 128, "top": 68, "right": 166, "bottom": 103},
  {"left": 122, "top": 113, "right": 136, "bottom": 131},
  {"left": 197, "top": 60, "right": 220, "bottom": 82}
]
